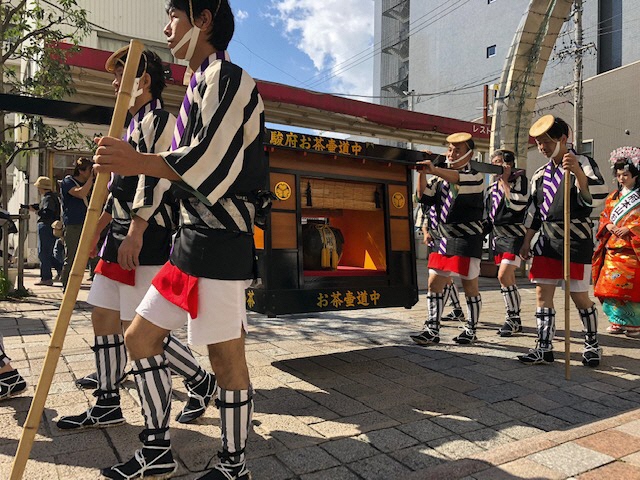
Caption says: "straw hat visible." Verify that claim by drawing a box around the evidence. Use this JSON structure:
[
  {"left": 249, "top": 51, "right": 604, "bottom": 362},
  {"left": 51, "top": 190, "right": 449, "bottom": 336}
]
[
  {"left": 105, "top": 45, "right": 130, "bottom": 73},
  {"left": 446, "top": 132, "right": 475, "bottom": 150},
  {"left": 529, "top": 114, "right": 556, "bottom": 138},
  {"left": 34, "top": 176, "right": 52, "bottom": 190}
]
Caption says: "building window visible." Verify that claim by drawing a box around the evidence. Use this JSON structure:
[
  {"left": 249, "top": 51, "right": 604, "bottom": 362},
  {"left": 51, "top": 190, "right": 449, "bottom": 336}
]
[
  {"left": 51, "top": 151, "right": 91, "bottom": 190},
  {"left": 486, "top": 45, "right": 496, "bottom": 58},
  {"left": 598, "top": 0, "right": 622, "bottom": 73},
  {"left": 581, "top": 140, "right": 594, "bottom": 157}
]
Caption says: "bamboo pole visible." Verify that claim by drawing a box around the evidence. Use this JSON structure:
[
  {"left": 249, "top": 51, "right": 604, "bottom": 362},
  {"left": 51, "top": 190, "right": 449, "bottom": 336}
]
[
  {"left": 10, "top": 40, "right": 144, "bottom": 480},
  {"left": 564, "top": 166, "right": 571, "bottom": 380}
]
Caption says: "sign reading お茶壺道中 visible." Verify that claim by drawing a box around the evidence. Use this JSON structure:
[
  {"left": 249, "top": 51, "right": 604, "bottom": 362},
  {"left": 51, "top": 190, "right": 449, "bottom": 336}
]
[{"left": 268, "top": 129, "right": 365, "bottom": 158}]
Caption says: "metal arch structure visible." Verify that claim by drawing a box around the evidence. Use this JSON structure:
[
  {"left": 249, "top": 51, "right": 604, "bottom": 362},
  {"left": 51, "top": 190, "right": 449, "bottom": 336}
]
[{"left": 490, "top": 0, "right": 574, "bottom": 168}]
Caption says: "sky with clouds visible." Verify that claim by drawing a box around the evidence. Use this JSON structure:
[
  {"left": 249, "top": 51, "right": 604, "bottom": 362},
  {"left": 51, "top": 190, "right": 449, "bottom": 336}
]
[{"left": 229, "top": 0, "right": 375, "bottom": 98}]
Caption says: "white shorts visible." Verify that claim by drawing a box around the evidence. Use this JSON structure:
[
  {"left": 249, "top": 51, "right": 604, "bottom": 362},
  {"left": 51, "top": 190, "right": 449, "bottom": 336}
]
[
  {"left": 136, "top": 279, "right": 252, "bottom": 346},
  {"left": 429, "top": 257, "right": 481, "bottom": 281},
  {"left": 532, "top": 265, "right": 592, "bottom": 293},
  {"left": 500, "top": 256, "right": 522, "bottom": 267},
  {"left": 87, "top": 266, "right": 162, "bottom": 321}
]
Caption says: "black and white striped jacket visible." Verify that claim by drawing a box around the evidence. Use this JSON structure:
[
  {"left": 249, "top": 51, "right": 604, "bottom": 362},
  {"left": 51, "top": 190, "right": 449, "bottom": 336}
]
[
  {"left": 420, "top": 164, "right": 485, "bottom": 258},
  {"left": 524, "top": 154, "right": 608, "bottom": 263},
  {"left": 101, "top": 104, "right": 176, "bottom": 266},
  {"left": 142, "top": 59, "right": 267, "bottom": 280},
  {"left": 486, "top": 173, "right": 530, "bottom": 254}
]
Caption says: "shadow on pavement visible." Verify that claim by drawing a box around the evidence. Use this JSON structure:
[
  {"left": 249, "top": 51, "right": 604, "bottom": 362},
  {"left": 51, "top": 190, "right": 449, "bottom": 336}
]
[
  {"left": 255, "top": 344, "right": 640, "bottom": 478},
  {"left": 0, "top": 393, "right": 227, "bottom": 478}
]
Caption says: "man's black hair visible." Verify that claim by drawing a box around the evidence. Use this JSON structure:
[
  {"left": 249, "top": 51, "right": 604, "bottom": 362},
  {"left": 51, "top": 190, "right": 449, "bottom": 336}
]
[
  {"left": 166, "top": 0, "right": 234, "bottom": 51},
  {"left": 119, "top": 50, "right": 167, "bottom": 101},
  {"left": 546, "top": 117, "right": 570, "bottom": 141},
  {"left": 492, "top": 149, "right": 516, "bottom": 165}
]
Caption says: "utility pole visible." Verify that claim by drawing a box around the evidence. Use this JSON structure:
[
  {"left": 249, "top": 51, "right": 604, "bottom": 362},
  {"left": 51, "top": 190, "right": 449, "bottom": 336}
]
[
  {"left": 404, "top": 89, "right": 415, "bottom": 150},
  {"left": 483, "top": 85, "right": 490, "bottom": 125},
  {"left": 573, "top": 0, "right": 584, "bottom": 151}
]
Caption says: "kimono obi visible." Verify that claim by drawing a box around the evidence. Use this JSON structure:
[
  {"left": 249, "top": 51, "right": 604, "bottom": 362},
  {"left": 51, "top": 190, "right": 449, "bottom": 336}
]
[
  {"left": 494, "top": 224, "right": 527, "bottom": 238},
  {"left": 437, "top": 220, "right": 484, "bottom": 238},
  {"left": 541, "top": 218, "right": 594, "bottom": 241}
]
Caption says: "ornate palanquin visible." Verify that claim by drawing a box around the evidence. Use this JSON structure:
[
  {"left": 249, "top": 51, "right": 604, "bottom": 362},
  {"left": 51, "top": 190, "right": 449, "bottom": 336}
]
[{"left": 246, "top": 128, "right": 420, "bottom": 316}]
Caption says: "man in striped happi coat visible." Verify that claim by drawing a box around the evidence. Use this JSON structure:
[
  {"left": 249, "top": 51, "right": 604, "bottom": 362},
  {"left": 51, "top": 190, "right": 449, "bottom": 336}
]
[
  {"left": 418, "top": 198, "right": 466, "bottom": 323},
  {"left": 485, "top": 150, "right": 530, "bottom": 337},
  {"left": 57, "top": 49, "right": 215, "bottom": 435},
  {"left": 410, "top": 133, "right": 485, "bottom": 346},
  {"left": 94, "top": 2, "right": 265, "bottom": 479},
  {"left": 518, "top": 115, "right": 608, "bottom": 367}
]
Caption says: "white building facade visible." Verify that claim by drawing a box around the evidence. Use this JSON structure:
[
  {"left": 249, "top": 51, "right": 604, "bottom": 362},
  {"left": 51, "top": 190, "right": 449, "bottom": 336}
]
[
  {"left": 373, "top": 0, "right": 640, "bottom": 181},
  {"left": 6, "top": 0, "right": 177, "bottom": 264}
]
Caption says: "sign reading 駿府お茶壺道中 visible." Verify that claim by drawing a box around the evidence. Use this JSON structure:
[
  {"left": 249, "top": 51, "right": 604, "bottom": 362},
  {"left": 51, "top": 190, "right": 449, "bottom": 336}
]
[{"left": 268, "top": 129, "right": 366, "bottom": 158}]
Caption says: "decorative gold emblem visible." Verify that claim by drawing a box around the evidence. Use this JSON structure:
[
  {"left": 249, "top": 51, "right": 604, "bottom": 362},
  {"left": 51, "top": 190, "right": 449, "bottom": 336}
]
[
  {"left": 275, "top": 181, "right": 292, "bottom": 201},
  {"left": 246, "top": 290, "right": 255, "bottom": 308},
  {"left": 392, "top": 192, "right": 405, "bottom": 209}
]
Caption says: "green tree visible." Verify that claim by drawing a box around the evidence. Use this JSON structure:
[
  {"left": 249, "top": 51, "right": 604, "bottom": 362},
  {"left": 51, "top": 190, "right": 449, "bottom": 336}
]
[{"left": 0, "top": 0, "right": 91, "bottom": 270}]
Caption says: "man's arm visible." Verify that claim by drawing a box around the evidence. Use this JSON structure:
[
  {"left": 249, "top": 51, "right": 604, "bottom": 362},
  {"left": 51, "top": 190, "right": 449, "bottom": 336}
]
[
  {"left": 95, "top": 209, "right": 113, "bottom": 235},
  {"left": 93, "top": 137, "right": 180, "bottom": 181},
  {"left": 416, "top": 161, "right": 460, "bottom": 184},
  {"left": 140, "top": 154, "right": 181, "bottom": 181},
  {"left": 417, "top": 171, "right": 427, "bottom": 198},
  {"left": 519, "top": 228, "right": 537, "bottom": 260},
  {"left": 431, "top": 166, "right": 460, "bottom": 184},
  {"left": 563, "top": 152, "right": 592, "bottom": 203},
  {"left": 506, "top": 173, "right": 530, "bottom": 212},
  {"left": 118, "top": 215, "right": 148, "bottom": 270},
  {"left": 131, "top": 111, "right": 177, "bottom": 221},
  {"left": 89, "top": 210, "right": 113, "bottom": 258},
  {"left": 67, "top": 175, "right": 94, "bottom": 199}
]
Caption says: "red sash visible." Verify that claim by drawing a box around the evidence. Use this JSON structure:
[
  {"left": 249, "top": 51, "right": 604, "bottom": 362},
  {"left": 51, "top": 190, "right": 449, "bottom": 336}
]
[
  {"left": 151, "top": 262, "right": 199, "bottom": 318},
  {"left": 529, "top": 256, "right": 586, "bottom": 281},
  {"left": 95, "top": 259, "right": 136, "bottom": 286},
  {"left": 494, "top": 252, "right": 517, "bottom": 265},
  {"left": 428, "top": 252, "right": 471, "bottom": 276}
]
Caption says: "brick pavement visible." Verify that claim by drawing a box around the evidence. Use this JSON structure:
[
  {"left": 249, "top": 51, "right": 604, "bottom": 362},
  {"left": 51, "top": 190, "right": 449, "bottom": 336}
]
[{"left": 1, "top": 267, "right": 640, "bottom": 479}]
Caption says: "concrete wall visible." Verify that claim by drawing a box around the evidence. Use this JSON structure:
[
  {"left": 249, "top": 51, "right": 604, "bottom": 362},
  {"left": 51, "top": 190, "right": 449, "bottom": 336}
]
[
  {"left": 74, "top": 0, "right": 170, "bottom": 48},
  {"left": 375, "top": 0, "right": 640, "bottom": 207},
  {"left": 376, "top": 0, "right": 638, "bottom": 122},
  {"left": 408, "top": 0, "right": 529, "bottom": 120}
]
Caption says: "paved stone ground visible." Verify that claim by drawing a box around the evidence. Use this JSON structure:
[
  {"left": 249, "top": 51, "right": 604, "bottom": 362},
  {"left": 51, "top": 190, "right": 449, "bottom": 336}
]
[{"left": 2, "top": 267, "right": 640, "bottom": 479}]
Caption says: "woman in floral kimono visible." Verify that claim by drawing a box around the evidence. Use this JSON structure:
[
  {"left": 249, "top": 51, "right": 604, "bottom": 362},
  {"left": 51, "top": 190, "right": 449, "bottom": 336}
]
[{"left": 593, "top": 146, "right": 640, "bottom": 337}]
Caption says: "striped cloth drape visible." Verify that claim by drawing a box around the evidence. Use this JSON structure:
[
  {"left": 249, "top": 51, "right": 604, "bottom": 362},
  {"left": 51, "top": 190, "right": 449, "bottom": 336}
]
[
  {"left": 488, "top": 183, "right": 504, "bottom": 222},
  {"left": 540, "top": 162, "right": 564, "bottom": 221}
]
